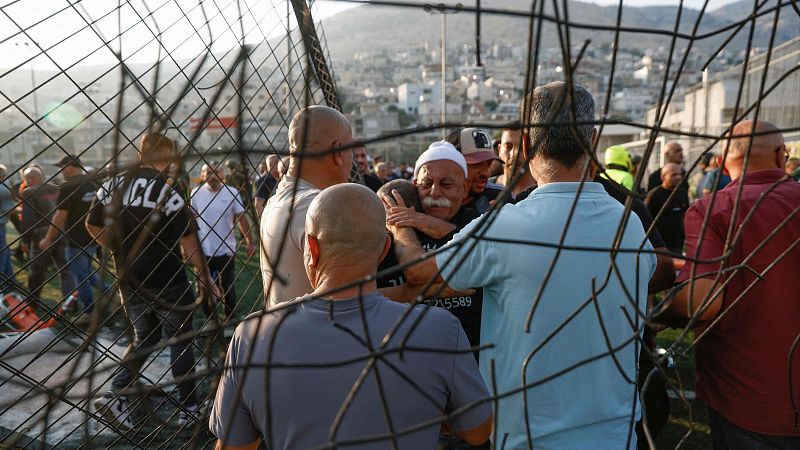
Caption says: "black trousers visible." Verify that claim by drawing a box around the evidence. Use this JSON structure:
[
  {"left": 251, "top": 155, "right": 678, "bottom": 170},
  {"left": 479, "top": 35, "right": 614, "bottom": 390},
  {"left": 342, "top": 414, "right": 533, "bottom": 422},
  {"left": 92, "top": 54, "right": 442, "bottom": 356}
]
[
  {"left": 111, "top": 285, "right": 197, "bottom": 407},
  {"left": 202, "top": 254, "right": 236, "bottom": 318}
]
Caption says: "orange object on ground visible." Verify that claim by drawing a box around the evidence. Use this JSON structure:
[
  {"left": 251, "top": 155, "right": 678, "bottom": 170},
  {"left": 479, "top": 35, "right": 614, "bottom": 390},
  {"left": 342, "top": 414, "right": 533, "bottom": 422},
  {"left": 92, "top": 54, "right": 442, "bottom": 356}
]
[{"left": 0, "top": 292, "right": 57, "bottom": 332}]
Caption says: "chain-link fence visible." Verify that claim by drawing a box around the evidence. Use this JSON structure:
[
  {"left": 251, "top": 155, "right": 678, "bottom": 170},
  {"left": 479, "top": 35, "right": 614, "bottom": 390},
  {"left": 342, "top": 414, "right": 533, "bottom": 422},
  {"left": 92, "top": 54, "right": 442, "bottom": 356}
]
[{"left": 0, "top": 0, "right": 798, "bottom": 449}]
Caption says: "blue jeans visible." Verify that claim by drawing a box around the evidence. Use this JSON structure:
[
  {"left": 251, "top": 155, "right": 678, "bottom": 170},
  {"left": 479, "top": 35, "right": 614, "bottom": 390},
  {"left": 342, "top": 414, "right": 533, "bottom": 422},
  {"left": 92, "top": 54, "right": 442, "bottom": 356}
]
[
  {"left": 65, "top": 245, "right": 104, "bottom": 312},
  {"left": 709, "top": 407, "right": 800, "bottom": 450},
  {"left": 0, "top": 225, "right": 15, "bottom": 288}
]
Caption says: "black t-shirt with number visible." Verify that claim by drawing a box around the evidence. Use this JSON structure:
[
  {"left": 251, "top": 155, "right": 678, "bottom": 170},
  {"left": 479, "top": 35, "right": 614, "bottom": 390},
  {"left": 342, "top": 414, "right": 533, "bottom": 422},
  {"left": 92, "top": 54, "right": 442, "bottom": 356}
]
[
  {"left": 87, "top": 167, "right": 194, "bottom": 291},
  {"left": 377, "top": 208, "right": 484, "bottom": 351},
  {"left": 57, "top": 175, "right": 100, "bottom": 248}
]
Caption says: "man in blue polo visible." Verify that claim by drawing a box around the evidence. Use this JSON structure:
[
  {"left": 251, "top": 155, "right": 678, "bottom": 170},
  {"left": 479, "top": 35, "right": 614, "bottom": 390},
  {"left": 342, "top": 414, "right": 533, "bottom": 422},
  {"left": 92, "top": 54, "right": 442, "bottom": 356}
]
[{"left": 386, "top": 81, "right": 656, "bottom": 449}]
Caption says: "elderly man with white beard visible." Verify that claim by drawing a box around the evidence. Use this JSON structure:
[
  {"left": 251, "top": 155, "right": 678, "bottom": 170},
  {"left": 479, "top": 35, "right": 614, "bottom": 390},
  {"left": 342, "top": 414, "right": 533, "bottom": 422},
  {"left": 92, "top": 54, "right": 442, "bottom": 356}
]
[
  {"left": 377, "top": 141, "right": 489, "bottom": 449},
  {"left": 377, "top": 141, "right": 484, "bottom": 352}
]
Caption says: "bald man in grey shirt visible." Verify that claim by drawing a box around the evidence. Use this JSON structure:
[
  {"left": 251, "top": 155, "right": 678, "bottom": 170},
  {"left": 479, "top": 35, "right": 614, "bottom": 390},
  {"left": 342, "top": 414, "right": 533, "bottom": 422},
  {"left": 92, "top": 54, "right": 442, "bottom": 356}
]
[{"left": 211, "top": 184, "right": 492, "bottom": 450}]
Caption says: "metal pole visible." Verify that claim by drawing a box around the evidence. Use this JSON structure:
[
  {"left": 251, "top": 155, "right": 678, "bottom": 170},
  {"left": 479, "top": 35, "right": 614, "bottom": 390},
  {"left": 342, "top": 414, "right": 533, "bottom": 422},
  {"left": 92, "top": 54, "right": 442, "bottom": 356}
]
[
  {"left": 441, "top": 13, "right": 446, "bottom": 139},
  {"left": 286, "top": 0, "right": 292, "bottom": 116}
]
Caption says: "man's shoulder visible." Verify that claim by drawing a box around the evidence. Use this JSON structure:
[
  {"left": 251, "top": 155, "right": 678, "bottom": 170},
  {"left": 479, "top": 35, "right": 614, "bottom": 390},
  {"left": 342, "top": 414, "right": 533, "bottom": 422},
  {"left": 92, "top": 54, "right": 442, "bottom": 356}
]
[
  {"left": 219, "top": 184, "right": 243, "bottom": 200},
  {"left": 377, "top": 299, "right": 462, "bottom": 343},
  {"left": 235, "top": 307, "right": 295, "bottom": 345},
  {"left": 272, "top": 179, "right": 320, "bottom": 205},
  {"left": 645, "top": 186, "right": 664, "bottom": 200},
  {"left": 483, "top": 183, "right": 504, "bottom": 198}
]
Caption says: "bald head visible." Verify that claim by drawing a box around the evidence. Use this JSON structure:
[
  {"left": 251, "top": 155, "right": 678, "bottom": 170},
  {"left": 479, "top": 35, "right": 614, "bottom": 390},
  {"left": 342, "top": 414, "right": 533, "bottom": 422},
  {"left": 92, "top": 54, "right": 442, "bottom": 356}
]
[
  {"left": 723, "top": 120, "right": 785, "bottom": 179},
  {"left": 266, "top": 154, "right": 281, "bottom": 178},
  {"left": 22, "top": 166, "right": 44, "bottom": 186},
  {"left": 289, "top": 106, "right": 352, "bottom": 156},
  {"left": 287, "top": 106, "right": 355, "bottom": 188},
  {"left": 306, "top": 183, "right": 387, "bottom": 267},
  {"left": 663, "top": 142, "right": 684, "bottom": 164},
  {"left": 660, "top": 162, "right": 682, "bottom": 189}
]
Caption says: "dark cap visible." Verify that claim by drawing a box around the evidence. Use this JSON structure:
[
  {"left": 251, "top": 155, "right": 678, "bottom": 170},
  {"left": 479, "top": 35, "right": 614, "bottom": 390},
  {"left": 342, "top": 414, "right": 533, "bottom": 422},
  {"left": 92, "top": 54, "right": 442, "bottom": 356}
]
[
  {"left": 446, "top": 128, "right": 502, "bottom": 165},
  {"left": 53, "top": 154, "right": 82, "bottom": 168}
]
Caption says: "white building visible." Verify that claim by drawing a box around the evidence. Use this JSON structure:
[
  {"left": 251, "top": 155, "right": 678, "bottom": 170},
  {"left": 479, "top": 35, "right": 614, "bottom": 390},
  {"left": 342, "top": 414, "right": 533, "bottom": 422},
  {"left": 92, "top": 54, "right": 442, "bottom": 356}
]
[{"left": 397, "top": 82, "right": 441, "bottom": 115}]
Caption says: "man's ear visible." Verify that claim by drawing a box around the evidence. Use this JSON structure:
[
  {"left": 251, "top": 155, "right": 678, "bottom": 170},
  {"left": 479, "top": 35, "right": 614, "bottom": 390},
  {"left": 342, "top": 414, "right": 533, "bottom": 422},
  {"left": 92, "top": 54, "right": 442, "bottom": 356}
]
[
  {"left": 591, "top": 128, "right": 598, "bottom": 147},
  {"left": 716, "top": 155, "right": 729, "bottom": 176},
  {"left": 521, "top": 133, "right": 531, "bottom": 161},
  {"left": 330, "top": 140, "right": 344, "bottom": 166},
  {"left": 307, "top": 234, "right": 320, "bottom": 268}
]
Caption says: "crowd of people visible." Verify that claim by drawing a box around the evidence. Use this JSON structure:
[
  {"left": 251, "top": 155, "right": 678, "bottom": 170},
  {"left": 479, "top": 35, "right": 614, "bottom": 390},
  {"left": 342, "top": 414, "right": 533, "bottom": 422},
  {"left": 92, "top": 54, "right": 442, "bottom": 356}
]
[{"left": 0, "top": 80, "right": 798, "bottom": 450}]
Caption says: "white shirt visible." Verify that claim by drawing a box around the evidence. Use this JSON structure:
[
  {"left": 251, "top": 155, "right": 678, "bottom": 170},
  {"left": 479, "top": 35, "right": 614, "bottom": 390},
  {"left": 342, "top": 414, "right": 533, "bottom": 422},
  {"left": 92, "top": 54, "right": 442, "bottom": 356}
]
[
  {"left": 259, "top": 175, "right": 320, "bottom": 307},
  {"left": 190, "top": 184, "right": 245, "bottom": 257}
]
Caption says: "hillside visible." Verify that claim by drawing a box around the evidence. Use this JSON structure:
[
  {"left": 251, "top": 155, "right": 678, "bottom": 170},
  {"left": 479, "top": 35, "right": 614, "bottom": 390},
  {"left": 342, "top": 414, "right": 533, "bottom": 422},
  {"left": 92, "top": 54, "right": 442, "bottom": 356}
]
[{"left": 320, "top": 0, "right": 798, "bottom": 60}]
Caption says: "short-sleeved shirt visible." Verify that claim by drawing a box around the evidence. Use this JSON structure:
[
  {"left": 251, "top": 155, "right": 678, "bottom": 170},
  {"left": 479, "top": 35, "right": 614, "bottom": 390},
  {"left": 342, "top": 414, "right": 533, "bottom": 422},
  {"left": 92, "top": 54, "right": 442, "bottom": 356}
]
[
  {"left": 377, "top": 207, "right": 483, "bottom": 350},
  {"left": 677, "top": 169, "right": 800, "bottom": 436},
  {"left": 57, "top": 175, "right": 100, "bottom": 248},
  {"left": 19, "top": 183, "right": 59, "bottom": 239},
  {"left": 644, "top": 186, "right": 689, "bottom": 252},
  {"left": 190, "top": 184, "right": 245, "bottom": 257},
  {"left": 517, "top": 177, "right": 667, "bottom": 249},
  {"left": 259, "top": 176, "right": 320, "bottom": 307},
  {"left": 87, "top": 167, "right": 193, "bottom": 291},
  {"left": 436, "top": 182, "right": 655, "bottom": 449},
  {"left": 209, "top": 292, "right": 491, "bottom": 449}
]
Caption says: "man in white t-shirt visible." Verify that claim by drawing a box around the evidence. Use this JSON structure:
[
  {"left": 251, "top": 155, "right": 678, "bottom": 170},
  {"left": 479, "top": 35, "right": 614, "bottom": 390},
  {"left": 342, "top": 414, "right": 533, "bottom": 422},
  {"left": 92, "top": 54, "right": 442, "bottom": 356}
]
[
  {"left": 191, "top": 161, "right": 255, "bottom": 317},
  {"left": 260, "top": 106, "right": 356, "bottom": 307}
]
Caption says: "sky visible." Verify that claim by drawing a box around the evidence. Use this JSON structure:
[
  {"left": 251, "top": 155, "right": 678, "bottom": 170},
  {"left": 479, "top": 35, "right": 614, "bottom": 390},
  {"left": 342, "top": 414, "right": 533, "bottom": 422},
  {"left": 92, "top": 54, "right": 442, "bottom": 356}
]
[{"left": 0, "top": 0, "right": 740, "bottom": 71}]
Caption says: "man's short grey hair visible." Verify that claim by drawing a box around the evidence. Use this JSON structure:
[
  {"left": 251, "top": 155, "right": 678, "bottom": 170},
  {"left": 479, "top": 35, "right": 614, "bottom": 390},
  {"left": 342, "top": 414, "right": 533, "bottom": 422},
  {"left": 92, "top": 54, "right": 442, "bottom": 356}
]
[{"left": 523, "top": 81, "right": 595, "bottom": 167}]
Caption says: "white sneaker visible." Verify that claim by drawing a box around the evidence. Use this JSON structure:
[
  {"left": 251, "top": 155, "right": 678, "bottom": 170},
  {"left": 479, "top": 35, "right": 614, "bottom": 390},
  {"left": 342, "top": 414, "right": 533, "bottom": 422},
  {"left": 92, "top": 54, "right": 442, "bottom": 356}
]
[
  {"left": 177, "top": 401, "right": 208, "bottom": 427},
  {"left": 94, "top": 394, "right": 133, "bottom": 431}
]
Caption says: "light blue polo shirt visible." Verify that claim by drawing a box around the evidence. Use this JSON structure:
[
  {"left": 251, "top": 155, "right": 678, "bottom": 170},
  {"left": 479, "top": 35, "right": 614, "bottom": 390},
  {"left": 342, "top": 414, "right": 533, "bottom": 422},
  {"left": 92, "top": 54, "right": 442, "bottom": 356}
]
[{"left": 436, "top": 182, "right": 656, "bottom": 450}]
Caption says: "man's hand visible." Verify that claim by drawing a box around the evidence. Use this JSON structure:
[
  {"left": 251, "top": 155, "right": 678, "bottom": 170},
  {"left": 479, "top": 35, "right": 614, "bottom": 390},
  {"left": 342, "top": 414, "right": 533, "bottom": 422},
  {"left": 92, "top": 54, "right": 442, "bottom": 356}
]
[
  {"left": 245, "top": 240, "right": 257, "bottom": 257},
  {"left": 198, "top": 275, "right": 224, "bottom": 308},
  {"left": 387, "top": 207, "right": 456, "bottom": 239},
  {"left": 37, "top": 236, "right": 52, "bottom": 250},
  {"left": 380, "top": 188, "right": 406, "bottom": 210}
]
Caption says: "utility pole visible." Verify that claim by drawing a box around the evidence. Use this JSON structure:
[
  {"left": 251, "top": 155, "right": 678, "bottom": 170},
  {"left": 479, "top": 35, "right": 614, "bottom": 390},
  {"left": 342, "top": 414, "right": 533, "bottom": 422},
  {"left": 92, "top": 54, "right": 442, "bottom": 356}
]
[
  {"left": 425, "top": 3, "right": 460, "bottom": 139},
  {"left": 440, "top": 12, "right": 446, "bottom": 139}
]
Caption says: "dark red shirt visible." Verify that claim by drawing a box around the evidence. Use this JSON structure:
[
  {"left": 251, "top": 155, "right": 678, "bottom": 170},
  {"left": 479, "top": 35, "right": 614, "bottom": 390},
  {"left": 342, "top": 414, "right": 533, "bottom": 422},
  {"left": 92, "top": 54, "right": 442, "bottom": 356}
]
[{"left": 677, "top": 169, "right": 800, "bottom": 436}]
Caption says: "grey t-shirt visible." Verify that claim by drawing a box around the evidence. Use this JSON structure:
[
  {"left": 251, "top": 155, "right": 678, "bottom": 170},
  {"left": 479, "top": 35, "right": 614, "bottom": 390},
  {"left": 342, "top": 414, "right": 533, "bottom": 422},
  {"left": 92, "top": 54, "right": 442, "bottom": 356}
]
[{"left": 209, "top": 292, "right": 491, "bottom": 449}]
